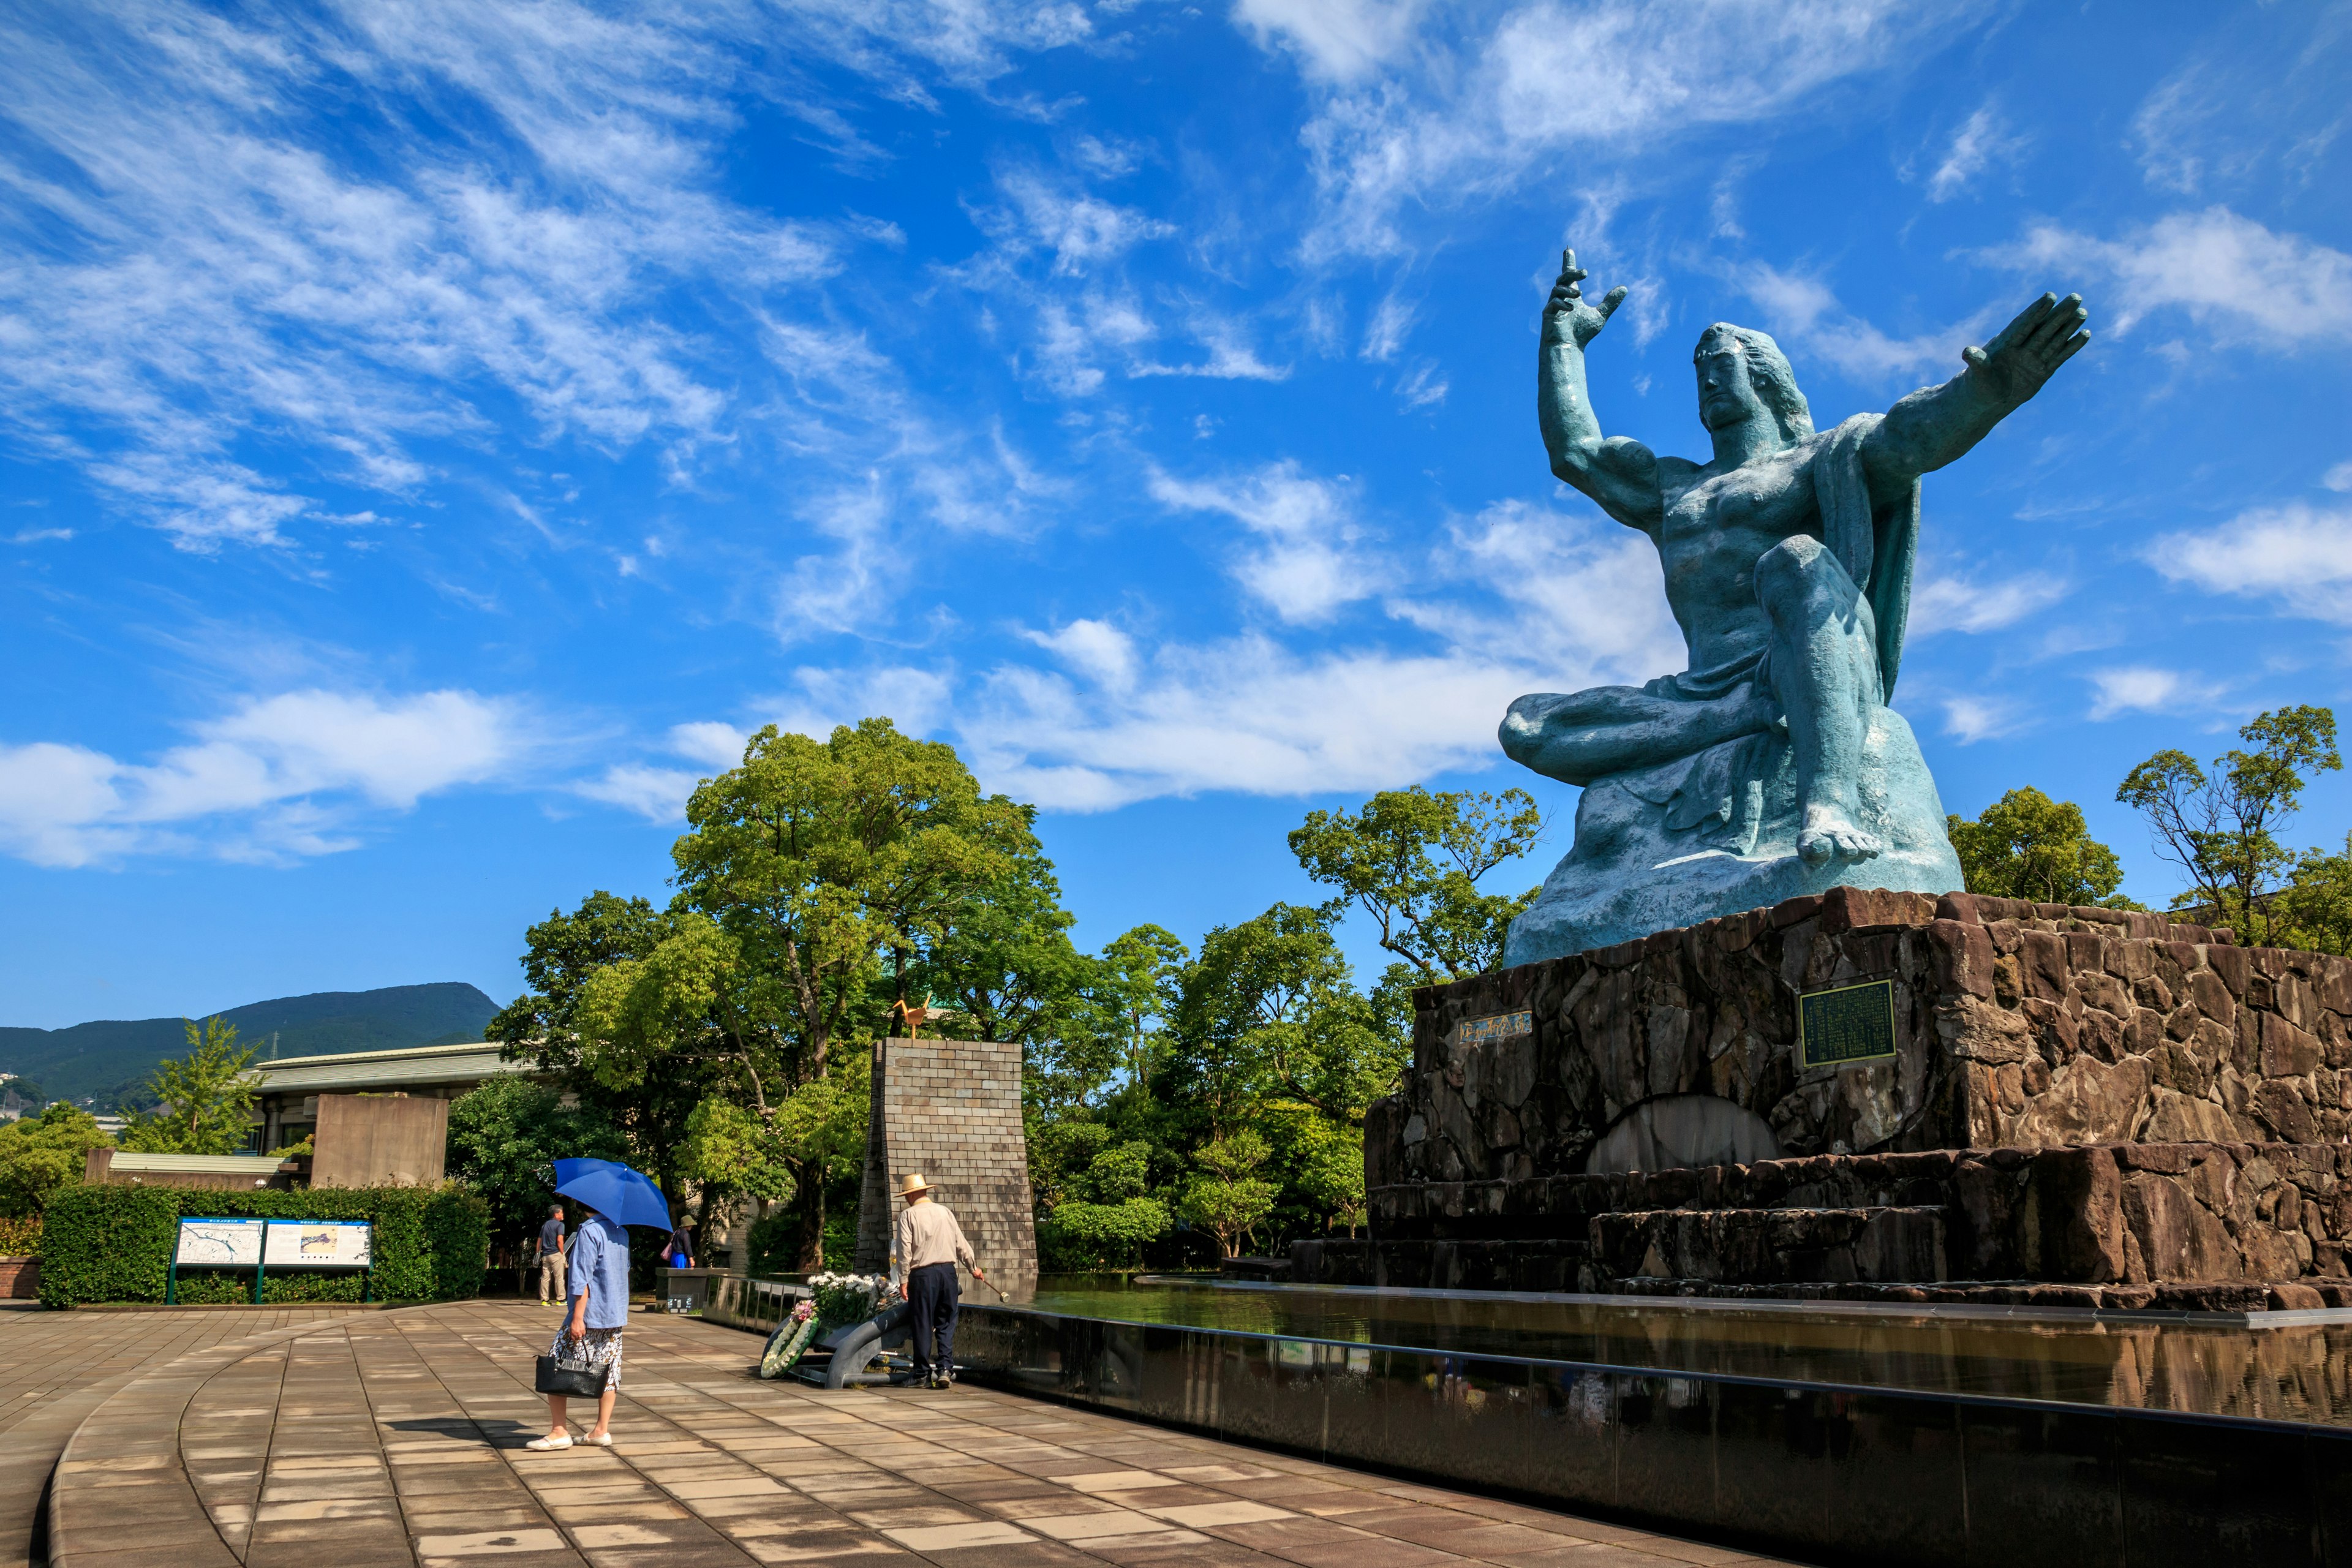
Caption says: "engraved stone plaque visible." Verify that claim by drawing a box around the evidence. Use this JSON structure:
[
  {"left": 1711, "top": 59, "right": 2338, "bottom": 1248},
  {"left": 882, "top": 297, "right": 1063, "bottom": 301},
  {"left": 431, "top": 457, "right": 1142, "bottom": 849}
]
[
  {"left": 1456, "top": 1009, "right": 1532, "bottom": 1047},
  {"left": 1798, "top": 979, "right": 1896, "bottom": 1069}
]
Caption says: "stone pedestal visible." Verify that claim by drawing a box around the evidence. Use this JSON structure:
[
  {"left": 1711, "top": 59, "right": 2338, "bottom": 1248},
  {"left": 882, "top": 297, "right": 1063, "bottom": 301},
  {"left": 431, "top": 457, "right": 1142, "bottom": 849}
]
[
  {"left": 851, "top": 1036, "right": 1038, "bottom": 1297},
  {"left": 1301, "top": 886, "right": 2352, "bottom": 1310}
]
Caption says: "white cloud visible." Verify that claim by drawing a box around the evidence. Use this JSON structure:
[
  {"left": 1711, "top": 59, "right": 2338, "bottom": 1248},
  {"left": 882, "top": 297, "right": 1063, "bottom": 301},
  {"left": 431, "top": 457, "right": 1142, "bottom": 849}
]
[
  {"left": 0, "top": 688, "right": 531, "bottom": 866},
  {"left": 2149, "top": 502, "right": 2352, "bottom": 624},
  {"left": 964, "top": 633, "right": 1520, "bottom": 810},
  {"left": 1938, "top": 695, "right": 2029, "bottom": 745},
  {"left": 1736, "top": 266, "right": 2000, "bottom": 385},
  {"left": 667, "top": 722, "right": 748, "bottom": 769},
  {"left": 2007, "top": 208, "right": 2352, "bottom": 350},
  {"left": 575, "top": 765, "right": 703, "bottom": 824},
  {"left": 1924, "top": 103, "right": 2024, "bottom": 202},
  {"left": 1261, "top": 1, "right": 1978, "bottom": 257},
  {"left": 1150, "top": 462, "right": 1384, "bottom": 624},
  {"left": 2087, "top": 666, "right": 2226, "bottom": 721},
  {"left": 2322, "top": 461, "right": 2352, "bottom": 494},
  {"left": 1232, "top": 0, "right": 1428, "bottom": 83},
  {"left": 1909, "top": 566, "right": 2071, "bottom": 636},
  {"left": 1404, "top": 499, "right": 1683, "bottom": 684},
  {"left": 989, "top": 171, "right": 1175, "bottom": 276}
]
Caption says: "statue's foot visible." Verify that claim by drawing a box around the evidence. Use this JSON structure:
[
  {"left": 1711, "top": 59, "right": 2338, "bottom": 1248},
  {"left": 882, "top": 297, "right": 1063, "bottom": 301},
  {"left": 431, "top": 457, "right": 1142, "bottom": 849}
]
[{"left": 1797, "top": 801, "right": 1885, "bottom": 867}]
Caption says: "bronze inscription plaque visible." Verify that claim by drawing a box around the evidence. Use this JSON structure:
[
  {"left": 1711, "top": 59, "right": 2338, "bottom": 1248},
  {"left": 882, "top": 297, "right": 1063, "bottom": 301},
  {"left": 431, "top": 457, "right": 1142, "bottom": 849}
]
[{"left": 1798, "top": 979, "right": 1896, "bottom": 1069}]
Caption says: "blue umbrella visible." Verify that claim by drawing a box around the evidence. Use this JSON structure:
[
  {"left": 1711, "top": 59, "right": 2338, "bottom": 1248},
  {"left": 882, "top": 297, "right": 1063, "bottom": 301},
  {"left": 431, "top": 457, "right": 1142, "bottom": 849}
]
[{"left": 552, "top": 1158, "right": 673, "bottom": 1229}]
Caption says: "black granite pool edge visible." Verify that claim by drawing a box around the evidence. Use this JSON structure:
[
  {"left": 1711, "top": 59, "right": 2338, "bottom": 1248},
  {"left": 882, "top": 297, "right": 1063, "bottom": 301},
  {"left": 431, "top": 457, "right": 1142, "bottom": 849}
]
[{"left": 957, "top": 1301, "right": 2352, "bottom": 1568}]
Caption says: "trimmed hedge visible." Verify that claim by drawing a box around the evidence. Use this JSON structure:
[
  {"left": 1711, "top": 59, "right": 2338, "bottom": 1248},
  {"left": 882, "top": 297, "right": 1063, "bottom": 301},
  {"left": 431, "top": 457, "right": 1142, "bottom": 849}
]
[{"left": 39, "top": 1183, "right": 489, "bottom": 1308}]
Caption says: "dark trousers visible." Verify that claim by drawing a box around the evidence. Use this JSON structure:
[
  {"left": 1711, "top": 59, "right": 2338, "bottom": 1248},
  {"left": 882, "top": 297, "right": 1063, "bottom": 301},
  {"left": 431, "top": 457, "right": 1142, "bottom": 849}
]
[{"left": 907, "top": 1262, "right": 960, "bottom": 1377}]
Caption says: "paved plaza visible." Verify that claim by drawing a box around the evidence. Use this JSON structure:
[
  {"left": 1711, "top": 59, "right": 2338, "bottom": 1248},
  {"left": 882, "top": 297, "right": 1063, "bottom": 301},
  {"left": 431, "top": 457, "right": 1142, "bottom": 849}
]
[{"left": 6, "top": 1301, "right": 1800, "bottom": 1568}]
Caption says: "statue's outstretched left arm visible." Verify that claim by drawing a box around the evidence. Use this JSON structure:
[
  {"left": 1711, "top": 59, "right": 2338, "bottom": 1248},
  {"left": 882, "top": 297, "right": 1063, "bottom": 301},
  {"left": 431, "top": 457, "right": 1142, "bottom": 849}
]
[{"left": 1861, "top": 292, "right": 2089, "bottom": 497}]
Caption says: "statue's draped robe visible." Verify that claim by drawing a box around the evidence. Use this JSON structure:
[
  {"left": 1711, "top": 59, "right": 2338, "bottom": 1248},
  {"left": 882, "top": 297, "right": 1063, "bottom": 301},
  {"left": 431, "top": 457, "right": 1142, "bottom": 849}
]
[{"left": 1617, "top": 413, "right": 1923, "bottom": 855}]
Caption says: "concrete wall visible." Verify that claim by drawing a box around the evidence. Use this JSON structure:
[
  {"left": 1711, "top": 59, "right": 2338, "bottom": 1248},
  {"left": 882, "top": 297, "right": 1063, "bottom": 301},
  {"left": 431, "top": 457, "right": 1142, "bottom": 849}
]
[
  {"left": 857, "top": 1036, "right": 1038, "bottom": 1297},
  {"left": 310, "top": 1093, "right": 448, "bottom": 1188}
]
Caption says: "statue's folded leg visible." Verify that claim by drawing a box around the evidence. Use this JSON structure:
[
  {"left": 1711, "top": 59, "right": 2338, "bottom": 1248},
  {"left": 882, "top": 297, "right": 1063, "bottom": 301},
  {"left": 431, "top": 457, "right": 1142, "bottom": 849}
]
[
  {"left": 1754, "top": 535, "right": 1885, "bottom": 865},
  {"left": 1500, "top": 681, "right": 1777, "bottom": 788}
]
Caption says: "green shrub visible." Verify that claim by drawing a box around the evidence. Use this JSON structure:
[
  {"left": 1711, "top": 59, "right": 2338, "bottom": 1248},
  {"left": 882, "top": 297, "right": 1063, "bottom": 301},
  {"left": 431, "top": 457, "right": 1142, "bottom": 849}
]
[
  {"left": 0, "top": 1215, "right": 39, "bottom": 1255},
  {"left": 39, "top": 1183, "right": 489, "bottom": 1308}
]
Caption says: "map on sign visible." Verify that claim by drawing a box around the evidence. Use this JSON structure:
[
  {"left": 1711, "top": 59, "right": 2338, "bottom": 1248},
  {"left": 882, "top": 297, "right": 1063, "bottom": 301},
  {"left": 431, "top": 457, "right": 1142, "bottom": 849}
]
[
  {"left": 175, "top": 1218, "right": 265, "bottom": 1267},
  {"left": 264, "top": 1219, "right": 372, "bottom": 1268}
]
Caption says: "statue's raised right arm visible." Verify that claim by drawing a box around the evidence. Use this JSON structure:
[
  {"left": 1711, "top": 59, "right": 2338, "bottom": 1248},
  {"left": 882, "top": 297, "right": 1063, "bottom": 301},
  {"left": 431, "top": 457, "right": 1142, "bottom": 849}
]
[
  {"left": 1859, "top": 292, "right": 2090, "bottom": 503},
  {"left": 1537, "top": 249, "right": 1665, "bottom": 533}
]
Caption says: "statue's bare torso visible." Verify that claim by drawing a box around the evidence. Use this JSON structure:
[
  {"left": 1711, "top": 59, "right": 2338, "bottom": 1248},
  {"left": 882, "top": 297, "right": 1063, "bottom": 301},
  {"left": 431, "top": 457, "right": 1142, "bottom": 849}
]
[{"left": 1651, "top": 443, "right": 1827, "bottom": 676}]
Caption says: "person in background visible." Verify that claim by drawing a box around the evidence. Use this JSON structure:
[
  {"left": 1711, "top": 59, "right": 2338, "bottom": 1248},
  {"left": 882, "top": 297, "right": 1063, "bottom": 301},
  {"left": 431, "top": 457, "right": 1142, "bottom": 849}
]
[
  {"left": 537, "top": 1204, "right": 568, "bottom": 1306},
  {"left": 663, "top": 1218, "right": 694, "bottom": 1270},
  {"left": 888, "top": 1172, "right": 985, "bottom": 1389},
  {"left": 529, "top": 1201, "right": 628, "bottom": 1450}
]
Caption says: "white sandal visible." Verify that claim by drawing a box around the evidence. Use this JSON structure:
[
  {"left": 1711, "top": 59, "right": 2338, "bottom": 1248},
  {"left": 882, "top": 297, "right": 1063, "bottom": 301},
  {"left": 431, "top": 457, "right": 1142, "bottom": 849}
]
[{"left": 525, "top": 1434, "right": 573, "bottom": 1450}]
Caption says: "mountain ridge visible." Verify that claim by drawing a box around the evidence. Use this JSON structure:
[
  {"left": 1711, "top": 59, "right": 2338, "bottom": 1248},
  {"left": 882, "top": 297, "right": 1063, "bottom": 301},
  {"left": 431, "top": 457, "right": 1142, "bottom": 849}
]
[{"left": 0, "top": 981, "right": 502, "bottom": 1109}]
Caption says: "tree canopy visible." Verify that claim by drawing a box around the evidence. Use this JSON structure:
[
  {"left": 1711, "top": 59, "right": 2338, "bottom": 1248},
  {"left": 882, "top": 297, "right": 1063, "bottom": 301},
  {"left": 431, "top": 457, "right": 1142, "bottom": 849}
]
[
  {"left": 1946, "top": 787, "right": 2136, "bottom": 908},
  {"left": 2119, "top": 704, "right": 2343, "bottom": 948},
  {"left": 118, "top": 1017, "right": 258, "bottom": 1155}
]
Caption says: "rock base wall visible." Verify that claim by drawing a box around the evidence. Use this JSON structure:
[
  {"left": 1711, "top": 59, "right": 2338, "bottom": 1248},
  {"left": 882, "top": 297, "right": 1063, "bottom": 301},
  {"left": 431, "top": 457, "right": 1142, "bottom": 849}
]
[{"left": 1332, "top": 886, "right": 2352, "bottom": 1312}]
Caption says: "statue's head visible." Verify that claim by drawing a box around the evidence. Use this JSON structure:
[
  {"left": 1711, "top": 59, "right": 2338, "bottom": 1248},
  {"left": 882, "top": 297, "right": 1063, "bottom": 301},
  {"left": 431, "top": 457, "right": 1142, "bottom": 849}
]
[{"left": 1694, "top": 324, "right": 1813, "bottom": 445}]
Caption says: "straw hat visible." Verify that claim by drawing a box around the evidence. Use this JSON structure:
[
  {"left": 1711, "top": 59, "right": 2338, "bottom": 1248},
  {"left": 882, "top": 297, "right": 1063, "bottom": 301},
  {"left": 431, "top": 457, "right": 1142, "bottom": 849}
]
[{"left": 898, "top": 1172, "right": 934, "bottom": 1199}]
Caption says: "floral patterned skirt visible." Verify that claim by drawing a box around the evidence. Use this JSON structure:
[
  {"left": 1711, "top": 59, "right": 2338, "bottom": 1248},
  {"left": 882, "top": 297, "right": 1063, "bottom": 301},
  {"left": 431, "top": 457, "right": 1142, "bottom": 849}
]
[{"left": 547, "top": 1325, "right": 624, "bottom": 1391}]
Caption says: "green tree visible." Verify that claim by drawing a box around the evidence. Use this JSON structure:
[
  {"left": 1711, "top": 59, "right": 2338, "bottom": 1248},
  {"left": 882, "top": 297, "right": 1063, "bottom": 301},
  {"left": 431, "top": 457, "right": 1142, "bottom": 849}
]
[
  {"left": 1178, "top": 1131, "right": 1277, "bottom": 1259},
  {"left": 445, "top": 1076, "right": 627, "bottom": 1254},
  {"left": 2118, "top": 704, "right": 2342, "bottom": 944},
  {"left": 668, "top": 718, "right": 1028, "bottom": 1267},
  {"left": 1165, "top": 904, "right": 1405, "bottom": 1133},
  {"left": 673, "top": 717, "right": 1028, "bottom": 1081},
  {"left": 2277, "top": 833, "right": 2352, "bottom": 957},
  {"left": 488, "top": 891, "right": 721, "bottom": 1219},
  {"left": 118, "top": 1017, "right": 257, "bottom": 1155},
  {"left": 1289, "top": 786, "right": 1545, "bottom": 981},
  {"left": 0, "top": 1103, "right": 112, "bottom": 1216},
  {"left": 1286, "top": 1111, "right": 1368, "bottom": 1237},
  {"left": 913, "top": 838, "right": 1091, "bottom": 1047},
  {"left": 1945, "top": 786, "right": 2136, "bottom": 907}
]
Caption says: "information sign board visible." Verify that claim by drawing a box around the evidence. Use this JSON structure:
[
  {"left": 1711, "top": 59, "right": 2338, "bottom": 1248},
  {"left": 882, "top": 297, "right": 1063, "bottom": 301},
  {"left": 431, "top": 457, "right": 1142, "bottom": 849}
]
[
  {"left": 264, "top": 1218, "right": 372, "bottom": 1268},
  {"left": 174, "top": 1217, "right": 266, "bottom": 1267},
  {"left": 1798, "top": 979, "right": 1898, "bottom": 1069}
]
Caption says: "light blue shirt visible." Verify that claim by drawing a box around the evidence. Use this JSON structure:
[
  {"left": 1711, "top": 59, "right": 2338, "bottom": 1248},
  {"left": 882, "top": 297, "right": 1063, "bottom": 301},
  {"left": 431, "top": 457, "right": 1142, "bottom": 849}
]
[{"left": 567, "top": 1214, "right": 631, "bottom": 1330}]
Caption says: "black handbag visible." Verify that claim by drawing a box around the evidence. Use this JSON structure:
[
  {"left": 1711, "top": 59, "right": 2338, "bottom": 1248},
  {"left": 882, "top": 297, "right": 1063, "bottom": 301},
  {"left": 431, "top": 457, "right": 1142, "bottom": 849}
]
[{"left": 535, "top": 1347, "right": 609, "bottom": 1398}]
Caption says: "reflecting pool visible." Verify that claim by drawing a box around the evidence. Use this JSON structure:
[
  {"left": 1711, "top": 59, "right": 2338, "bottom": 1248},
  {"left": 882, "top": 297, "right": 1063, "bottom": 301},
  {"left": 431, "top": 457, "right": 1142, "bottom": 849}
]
[{"left": 1023, "top": 1277, "right": 2352, "bottom": 1429}]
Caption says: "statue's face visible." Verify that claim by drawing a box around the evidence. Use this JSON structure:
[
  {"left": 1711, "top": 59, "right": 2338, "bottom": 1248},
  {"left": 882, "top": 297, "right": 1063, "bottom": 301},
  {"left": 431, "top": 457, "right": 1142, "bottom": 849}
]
[{"left": 1694, "top": 339, "right": 1767, "bottom": 434}]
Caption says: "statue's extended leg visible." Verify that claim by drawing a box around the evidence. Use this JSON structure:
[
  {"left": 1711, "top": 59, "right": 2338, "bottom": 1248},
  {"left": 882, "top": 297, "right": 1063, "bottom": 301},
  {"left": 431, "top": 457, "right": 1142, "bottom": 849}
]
[
  {"left": 1755, "top": 535, "right": 1883, "bottom": 866},
  {"left": 1500, "top": 682, "right": 1777, "bottom": 788}
]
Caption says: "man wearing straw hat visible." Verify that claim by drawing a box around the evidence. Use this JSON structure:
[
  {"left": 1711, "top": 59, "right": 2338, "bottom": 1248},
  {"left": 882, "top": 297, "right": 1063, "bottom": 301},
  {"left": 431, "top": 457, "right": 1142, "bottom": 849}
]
[{"left": 888, "top": 1172, "right": 986, "bottom": 1389}]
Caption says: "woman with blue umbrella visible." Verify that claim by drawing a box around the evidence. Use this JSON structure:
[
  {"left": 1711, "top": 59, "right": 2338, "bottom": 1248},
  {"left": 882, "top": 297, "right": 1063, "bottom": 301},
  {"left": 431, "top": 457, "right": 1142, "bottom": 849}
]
[{"left": 528, "top": 1158, "right": 673, "bottom": 1451}]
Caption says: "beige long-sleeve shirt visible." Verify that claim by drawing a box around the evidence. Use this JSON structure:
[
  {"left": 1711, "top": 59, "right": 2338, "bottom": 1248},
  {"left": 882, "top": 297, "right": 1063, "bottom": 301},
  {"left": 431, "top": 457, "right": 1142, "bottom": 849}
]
[{"left": 890, "top": 1199, "right": 976, "bottom": 1291}]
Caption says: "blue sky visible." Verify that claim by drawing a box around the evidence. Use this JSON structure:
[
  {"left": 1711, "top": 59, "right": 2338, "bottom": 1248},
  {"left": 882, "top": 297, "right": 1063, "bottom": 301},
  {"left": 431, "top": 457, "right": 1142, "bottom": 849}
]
[{"left": 4, "top": 0, "right": 2350, "bottom": 1029}]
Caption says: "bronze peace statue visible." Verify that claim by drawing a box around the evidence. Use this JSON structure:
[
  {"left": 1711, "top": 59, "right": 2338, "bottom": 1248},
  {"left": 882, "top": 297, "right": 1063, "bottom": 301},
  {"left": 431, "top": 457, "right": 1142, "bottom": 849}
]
[{"left": 1500, "top": 249, "right": 2089, "bottom": 964}]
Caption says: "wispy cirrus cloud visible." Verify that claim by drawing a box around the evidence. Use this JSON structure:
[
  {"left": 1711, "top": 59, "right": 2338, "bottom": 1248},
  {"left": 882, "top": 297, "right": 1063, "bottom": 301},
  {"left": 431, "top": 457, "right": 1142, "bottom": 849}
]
[{"left": 1242, "top": 0, "right": 1982, "bottom": 258}]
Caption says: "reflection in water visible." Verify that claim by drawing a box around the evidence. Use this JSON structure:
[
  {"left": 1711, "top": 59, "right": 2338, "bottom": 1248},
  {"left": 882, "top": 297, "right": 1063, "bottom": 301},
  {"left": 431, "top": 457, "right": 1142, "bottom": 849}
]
[{"left": 1023, "top": 1280, "right": 2352, "bottom": 1429}]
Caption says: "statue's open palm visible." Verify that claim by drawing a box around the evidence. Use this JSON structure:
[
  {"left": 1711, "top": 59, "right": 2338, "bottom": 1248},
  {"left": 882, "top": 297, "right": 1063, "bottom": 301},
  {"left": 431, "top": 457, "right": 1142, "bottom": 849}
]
[
  {"left": 1962, "top": 292, "right": 2090, "bottom": 406},
  {"left": 1545, "top": 249, "right": 1628, "bottom": 349}
]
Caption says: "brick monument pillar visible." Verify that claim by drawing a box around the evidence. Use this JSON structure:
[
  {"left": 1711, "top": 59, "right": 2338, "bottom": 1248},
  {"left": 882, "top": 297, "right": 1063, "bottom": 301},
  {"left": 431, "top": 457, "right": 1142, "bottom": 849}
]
[{"left": 853, "top": 1035, "right": 1038, "bottom": 1298}]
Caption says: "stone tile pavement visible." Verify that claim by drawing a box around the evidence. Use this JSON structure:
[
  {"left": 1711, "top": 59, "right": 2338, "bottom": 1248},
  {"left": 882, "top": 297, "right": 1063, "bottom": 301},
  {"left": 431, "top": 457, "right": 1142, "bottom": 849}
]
[
  {"left": 0, "top": 1304, "right": 360, "bottom": 1568},
  {"left": 34, "top": 1301, "right": 1809, "bottom": 1568}
]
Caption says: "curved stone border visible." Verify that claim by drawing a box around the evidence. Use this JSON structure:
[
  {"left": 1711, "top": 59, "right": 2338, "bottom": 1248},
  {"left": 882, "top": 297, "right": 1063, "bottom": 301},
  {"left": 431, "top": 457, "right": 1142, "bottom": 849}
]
[{"left": 44, "top": 1309, "right": 435, "bottom": 1568}]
